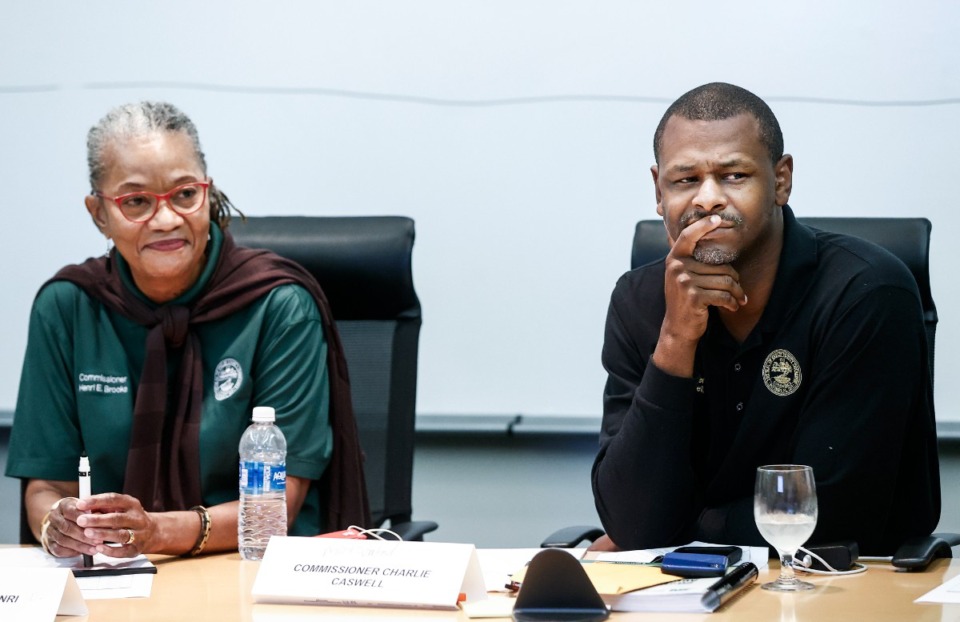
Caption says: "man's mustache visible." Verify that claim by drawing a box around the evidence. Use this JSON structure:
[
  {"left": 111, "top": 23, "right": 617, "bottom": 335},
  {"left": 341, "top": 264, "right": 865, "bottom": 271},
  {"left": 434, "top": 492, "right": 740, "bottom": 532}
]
[{"left": 679, "top": 211, "right": 744, "bottom": 229}]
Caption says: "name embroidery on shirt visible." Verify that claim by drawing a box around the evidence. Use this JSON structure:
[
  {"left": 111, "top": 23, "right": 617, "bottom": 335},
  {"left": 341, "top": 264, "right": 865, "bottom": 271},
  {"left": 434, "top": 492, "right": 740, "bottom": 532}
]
[
  {"left": 214, "top": 358, "right": 243, "bottom": 401},
  {"left": 77, "top": 372, "right": 129, "bottom": 395},
  {"left": 761, "top": 349, "right": 802, "bottom": 396}
]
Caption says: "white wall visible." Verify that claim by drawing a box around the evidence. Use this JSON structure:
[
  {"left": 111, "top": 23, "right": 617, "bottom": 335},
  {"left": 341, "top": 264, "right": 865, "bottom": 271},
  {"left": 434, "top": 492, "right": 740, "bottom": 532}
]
[{"left": 2, "top": 1, "right": 958, "bottom": 421}]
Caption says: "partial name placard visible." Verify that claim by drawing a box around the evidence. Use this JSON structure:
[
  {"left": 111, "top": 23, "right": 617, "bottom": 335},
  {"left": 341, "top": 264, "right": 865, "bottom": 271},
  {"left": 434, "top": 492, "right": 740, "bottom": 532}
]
[
  {"left": 0, "top": 567, "right": 87, "bottom": 621},
  {"left": 252, "top": 537, "right": 486, "bottom": 610}
]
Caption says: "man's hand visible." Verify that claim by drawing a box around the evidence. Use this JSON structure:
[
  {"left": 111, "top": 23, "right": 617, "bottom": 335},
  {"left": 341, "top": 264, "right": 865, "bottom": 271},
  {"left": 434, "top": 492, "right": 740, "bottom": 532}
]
[
  {"left": 587, "top": 533, "right": 621, "bottom": 552},
  {"left": 653, "top": 215, "right": 747, "bottom": 377}
]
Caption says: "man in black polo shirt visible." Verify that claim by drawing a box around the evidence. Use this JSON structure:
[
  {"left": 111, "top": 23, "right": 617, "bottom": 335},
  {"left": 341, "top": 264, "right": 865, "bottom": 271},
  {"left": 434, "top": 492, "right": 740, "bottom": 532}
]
[{"left": 592, "top": 82, "right": 940, "bottom": 555}]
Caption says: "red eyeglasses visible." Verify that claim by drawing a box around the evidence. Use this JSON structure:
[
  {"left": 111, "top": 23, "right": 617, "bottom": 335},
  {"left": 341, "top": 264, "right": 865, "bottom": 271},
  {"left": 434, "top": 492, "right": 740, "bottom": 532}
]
[{"left": 95, "top": 181, "right": 211, "bottom": 223}]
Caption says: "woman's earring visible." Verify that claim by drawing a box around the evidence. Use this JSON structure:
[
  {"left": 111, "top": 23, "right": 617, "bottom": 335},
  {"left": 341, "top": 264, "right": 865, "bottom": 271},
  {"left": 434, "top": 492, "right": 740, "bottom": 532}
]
[{"left": 105, "top": 238, "right": 114, "bottom": 257}]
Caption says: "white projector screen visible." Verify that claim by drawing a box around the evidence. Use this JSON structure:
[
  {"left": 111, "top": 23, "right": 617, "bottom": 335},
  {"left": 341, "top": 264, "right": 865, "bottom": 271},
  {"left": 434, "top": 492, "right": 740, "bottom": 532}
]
[{"left": 2, "top": 1, "right": 958, "bottom": 424}]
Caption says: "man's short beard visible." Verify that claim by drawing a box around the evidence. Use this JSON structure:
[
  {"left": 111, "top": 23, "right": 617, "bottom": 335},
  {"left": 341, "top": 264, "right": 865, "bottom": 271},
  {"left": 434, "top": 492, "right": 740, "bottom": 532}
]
[
  {"left": 680, "top": 211, "right": 744, "bottom": 265},
  {"left": 693, "top": 245, "right": 739, "bottom": 265}
]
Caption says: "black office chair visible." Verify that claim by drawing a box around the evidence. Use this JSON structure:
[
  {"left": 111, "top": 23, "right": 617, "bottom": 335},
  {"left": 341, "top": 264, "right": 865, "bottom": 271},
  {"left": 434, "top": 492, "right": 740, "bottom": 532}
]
[
  {"left": 545, "top": 216, "right": 957, "bottom": 569},
  {"left": 231, "top": 215, "right": 437, "bottom": 541}
]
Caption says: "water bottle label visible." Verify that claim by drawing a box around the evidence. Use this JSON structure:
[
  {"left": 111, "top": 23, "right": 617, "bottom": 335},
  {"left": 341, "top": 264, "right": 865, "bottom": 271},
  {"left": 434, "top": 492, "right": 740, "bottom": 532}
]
[
  {"left": 264, "top": 463, "right": 286, "bottom": 492},
  {"left": 240, "top": 461, "right": 286, "bottom": 494}
]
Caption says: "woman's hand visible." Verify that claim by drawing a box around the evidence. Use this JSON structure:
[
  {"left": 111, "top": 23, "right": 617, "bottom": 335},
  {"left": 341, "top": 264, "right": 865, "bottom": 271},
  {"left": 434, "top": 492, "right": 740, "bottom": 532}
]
[
  {"left": 39, "top": 493, "right": 151, "bottom": 559},
  {"left": 42, "top": 496, "right": 99, "bottom": 558},
  {"left": 28, "top": 474, "right": 312, "bottom": 557},
  {"left": 75, "top": 493, "right": 157, "bottom": 558}
]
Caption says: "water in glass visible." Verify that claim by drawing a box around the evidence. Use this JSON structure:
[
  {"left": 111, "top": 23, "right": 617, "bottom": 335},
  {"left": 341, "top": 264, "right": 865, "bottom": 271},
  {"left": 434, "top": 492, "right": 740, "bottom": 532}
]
[{"left": 754, "top": 464, "right": 817, "bottom": 591}]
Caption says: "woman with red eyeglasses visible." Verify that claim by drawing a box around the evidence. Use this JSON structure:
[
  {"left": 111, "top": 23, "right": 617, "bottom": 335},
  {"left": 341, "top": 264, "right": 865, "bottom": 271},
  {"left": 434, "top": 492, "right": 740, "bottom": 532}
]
[{"left": 6, "top": 102, "right": 367, "bottom": 559}]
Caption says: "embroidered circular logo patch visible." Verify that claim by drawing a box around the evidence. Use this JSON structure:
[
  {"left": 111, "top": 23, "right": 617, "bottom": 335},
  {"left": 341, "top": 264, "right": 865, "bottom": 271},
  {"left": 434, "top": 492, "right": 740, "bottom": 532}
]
[
  {"left": 214, "top": 358, "right": 243, "bottom": 401},
  {"left": 761, "top": 349, "right": 802, "bottom": 396}
]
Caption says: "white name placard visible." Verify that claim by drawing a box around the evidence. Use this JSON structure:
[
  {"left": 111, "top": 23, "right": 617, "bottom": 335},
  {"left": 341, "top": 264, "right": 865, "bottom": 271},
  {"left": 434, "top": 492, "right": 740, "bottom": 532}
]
[
  {"left": 0, "top": 567, "right": 87, "bottom": 621},
  {"left": 252, "top": 536, "right": 486, "bottom": 610}
]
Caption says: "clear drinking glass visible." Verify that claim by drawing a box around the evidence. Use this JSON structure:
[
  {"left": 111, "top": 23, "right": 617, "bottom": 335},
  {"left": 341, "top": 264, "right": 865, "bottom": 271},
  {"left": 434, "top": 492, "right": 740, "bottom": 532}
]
[{"left": 754, "top": 465, "right": 818, "bottom": 591}]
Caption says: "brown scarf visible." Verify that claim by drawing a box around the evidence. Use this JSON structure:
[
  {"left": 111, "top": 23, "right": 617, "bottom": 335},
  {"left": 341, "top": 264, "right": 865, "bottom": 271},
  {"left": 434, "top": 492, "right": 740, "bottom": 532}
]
[{"left": 48, "top": 227, "right": 370, "bottom": 530}]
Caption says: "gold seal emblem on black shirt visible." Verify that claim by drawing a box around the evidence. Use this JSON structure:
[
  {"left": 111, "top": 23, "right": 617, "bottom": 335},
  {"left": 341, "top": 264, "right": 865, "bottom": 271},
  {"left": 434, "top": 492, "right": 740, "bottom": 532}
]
[{"left": 762, "top": 349, "right": 802, "bottom": 396}]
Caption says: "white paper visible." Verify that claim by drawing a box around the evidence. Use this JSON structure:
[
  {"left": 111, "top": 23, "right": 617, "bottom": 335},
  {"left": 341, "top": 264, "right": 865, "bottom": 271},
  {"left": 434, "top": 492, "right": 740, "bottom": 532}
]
[
  {"left": 595, "top": 549, "right": 660, "bottom": 564},
  {"left": 75, "top": 573, "right": 154, "bottom": 600},
  {"left": 915, "top": 572, "right": 960, "bottom": 604},
  {"left": 602, "top": 574, "right": 721, "bottom": 613},
  {"left": 460, "top": 596, "right": 517, "bottom": 618},
  {"left": 0, "top": 547, "right": 154, "bottom": 599}
]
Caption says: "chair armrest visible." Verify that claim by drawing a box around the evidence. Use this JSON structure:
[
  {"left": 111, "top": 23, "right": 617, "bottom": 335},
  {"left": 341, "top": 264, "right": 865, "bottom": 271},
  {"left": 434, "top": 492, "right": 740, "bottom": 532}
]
[
  {"left": 892, "top": 533, "right": 960, "bottom": 571},
  {"left": 389, "top": 520, "right": 439, "bottom": 542},
  {"left": 933, "top": 532, "right": 960, "bottom": 547},
  {"left": 541, "top": 526, "right": 606, "bottom": 548}
]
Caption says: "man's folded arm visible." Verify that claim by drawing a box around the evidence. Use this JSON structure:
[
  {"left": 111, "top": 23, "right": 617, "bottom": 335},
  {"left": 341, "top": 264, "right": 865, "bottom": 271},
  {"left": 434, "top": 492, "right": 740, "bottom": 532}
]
[{"left": 592, "top": 296, "right": 702, "bottom": 550}]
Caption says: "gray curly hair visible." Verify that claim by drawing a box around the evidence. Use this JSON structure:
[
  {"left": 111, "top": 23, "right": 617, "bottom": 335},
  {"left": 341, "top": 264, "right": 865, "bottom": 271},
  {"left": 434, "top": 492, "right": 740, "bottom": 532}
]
[{"left": 86, "top": 101, "right": 240, "bottom": 227}]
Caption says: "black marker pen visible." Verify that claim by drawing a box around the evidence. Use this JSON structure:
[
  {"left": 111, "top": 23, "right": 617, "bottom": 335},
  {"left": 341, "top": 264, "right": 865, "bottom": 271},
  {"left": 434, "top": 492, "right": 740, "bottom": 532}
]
[{"left": 701, "top": 562, "right": 758, "bottom": 612}]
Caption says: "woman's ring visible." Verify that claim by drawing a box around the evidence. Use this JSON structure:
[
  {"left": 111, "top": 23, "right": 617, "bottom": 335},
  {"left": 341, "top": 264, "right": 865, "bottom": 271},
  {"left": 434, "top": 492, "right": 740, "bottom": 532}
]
[{"left": 124, "top": 529, "right": 135, "bottom": 545}]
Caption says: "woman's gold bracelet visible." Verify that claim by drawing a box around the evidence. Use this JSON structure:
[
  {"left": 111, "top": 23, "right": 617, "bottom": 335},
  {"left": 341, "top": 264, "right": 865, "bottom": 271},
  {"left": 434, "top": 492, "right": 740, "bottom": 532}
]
[
  {"left": 186, "top": 505, "right": 212, "bottom": 556},
  {"left": 40, "top": 511, "right": 53, "bottom": 555}
]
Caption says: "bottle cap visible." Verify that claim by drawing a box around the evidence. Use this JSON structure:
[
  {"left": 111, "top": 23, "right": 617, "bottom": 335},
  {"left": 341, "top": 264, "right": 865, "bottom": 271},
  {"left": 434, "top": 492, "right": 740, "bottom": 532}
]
[{"left": 252, "top": 406, "right": 276, "bottom": 423}]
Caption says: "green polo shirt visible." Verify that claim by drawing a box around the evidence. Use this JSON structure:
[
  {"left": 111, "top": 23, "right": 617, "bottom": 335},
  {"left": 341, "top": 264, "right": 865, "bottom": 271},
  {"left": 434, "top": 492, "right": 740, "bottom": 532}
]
[{"left": 6, "top": 224, "right": 332, "bottom": 535}]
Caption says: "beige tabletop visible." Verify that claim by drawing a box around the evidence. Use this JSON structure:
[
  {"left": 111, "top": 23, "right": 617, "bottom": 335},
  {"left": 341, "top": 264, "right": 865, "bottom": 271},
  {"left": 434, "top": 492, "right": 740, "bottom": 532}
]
[{"left": 62, "top": 551, "right": 960, "bottom": 621}]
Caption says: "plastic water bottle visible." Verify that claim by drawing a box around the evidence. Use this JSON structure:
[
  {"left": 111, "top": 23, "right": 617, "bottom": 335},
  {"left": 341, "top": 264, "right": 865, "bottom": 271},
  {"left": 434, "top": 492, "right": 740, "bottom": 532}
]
[{"left": 238, "top": 406, "right": 287, "bottom": 560}]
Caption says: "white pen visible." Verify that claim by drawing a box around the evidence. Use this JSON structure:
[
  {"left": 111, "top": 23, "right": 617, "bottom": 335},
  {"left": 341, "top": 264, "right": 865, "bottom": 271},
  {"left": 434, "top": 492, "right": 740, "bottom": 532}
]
[{"left": 79, "top": 452, "right": 93, "bottom": 568}]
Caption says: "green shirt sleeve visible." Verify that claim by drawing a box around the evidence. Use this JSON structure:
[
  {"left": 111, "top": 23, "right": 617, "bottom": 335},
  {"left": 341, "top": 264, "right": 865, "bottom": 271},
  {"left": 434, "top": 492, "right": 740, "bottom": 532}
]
[
  {"left": 246, "top": 284, "right": 333, "bottom": 536},
  {"left": 6, "top": 282, "right": 86, "bottom": 481},
  {"left": 251, "top": 284, "right": 333, "bottom": 481}
]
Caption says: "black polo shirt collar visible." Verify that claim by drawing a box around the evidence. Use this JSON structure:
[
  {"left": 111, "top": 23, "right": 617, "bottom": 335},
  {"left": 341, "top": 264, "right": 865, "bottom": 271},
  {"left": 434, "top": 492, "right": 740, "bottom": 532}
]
[
  {"left": 755, "top": 204, "right": 818, "bottom": 339},
  {"left": 694, "top": 205, "right": 819, "bottom": 471},
  {"left": 703, "top": 204, "right": 818, "bottom": 351}
]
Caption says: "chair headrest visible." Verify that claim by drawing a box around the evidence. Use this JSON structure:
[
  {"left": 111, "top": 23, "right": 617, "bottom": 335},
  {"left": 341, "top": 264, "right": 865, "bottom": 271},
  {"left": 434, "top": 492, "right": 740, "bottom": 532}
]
[
  {"left": 229, "top": 216, "right": 420, "bottom": 321},
  {"left": 632, "top": 217, "right": 935, "bottom": 319}
]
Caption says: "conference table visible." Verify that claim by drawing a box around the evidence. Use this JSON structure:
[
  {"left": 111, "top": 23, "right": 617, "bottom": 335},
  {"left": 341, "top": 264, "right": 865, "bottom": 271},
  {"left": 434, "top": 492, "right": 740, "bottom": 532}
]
[{"left": 62, "top": 550, "right": 960, "bottom": 621}]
